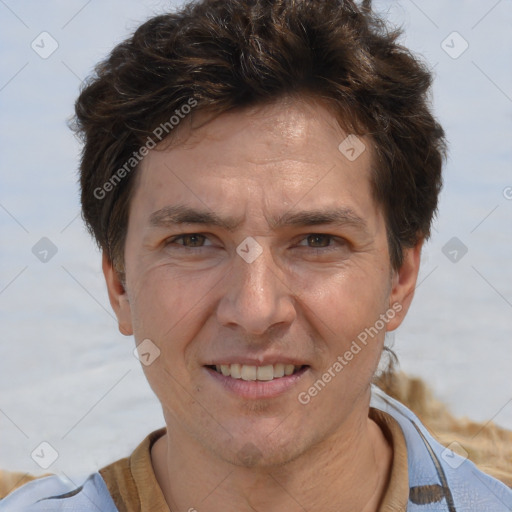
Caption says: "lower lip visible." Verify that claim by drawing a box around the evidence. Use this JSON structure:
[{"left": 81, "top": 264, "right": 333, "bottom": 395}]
[{"left": 204, "top": 366, "right": 309, "bottom": 399}]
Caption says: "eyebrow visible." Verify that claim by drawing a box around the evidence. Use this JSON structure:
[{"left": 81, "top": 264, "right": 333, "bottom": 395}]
[
  {"left": 148, "top": 204, "right": 369, "bottom": 233},
  {"left": 149, "top": 205, "right": 240, "bottom": 230}
]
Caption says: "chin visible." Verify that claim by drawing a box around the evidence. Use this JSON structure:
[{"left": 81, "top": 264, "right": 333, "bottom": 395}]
[{"left": 211, "top": 434, "right": 308, "bottom": 469}]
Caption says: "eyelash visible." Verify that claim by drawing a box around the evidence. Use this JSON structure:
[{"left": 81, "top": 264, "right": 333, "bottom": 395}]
[
  {"left": 166, "top": 233, "right": 213, "bottom": 248},
  {"left": 296, "top": 234, "right": 346, "bottom": 249},
  {"left": 165, "top": 233, "right": 347, "bottom": 250}
]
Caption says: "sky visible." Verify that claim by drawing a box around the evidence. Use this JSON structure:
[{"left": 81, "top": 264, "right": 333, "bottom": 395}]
[{"left": 0, "top": 0, "right": 511, "bottom": 478}]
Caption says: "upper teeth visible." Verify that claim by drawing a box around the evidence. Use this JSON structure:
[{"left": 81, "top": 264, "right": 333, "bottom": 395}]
[{"left": 214, "top": 363, "right": 301, "bottom": 381}]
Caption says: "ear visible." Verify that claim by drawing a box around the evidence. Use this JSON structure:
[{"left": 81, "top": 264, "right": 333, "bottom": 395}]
[
  {"left": 386, "top": 239, "right": 423, "bottom": 332},
  {"left": 102, "top": 252, "right": 133, "bottom": 336}
]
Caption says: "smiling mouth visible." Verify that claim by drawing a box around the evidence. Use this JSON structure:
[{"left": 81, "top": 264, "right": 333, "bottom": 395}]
[{"left": 206, "top": 363, "right": 307, "bottom": 381}]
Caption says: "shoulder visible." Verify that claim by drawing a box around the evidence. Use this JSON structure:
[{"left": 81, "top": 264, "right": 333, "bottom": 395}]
[
  {"left": 0, "top": 471, "right": 117, "bottom": 511},
  {"left": 0, "top": 428, "right": 166, "bottom": 512},
  {"left": 374, "top": 371, "right": 512, "bottom": 486},
  {"left": 0, "top": 470, "right": 51, "bottom": 500},
  {"left": 371, "top": 382, "right": 512, "bottom": 510}
]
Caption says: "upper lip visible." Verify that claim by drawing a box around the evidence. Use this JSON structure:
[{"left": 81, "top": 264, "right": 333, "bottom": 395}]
[{"left": 204, "top": 357, "right": 309, "bottom": 367}]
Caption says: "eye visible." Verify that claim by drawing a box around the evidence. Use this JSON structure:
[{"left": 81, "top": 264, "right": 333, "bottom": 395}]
[
  {"left": 298, "top": 234, "right": 340, "bottom": 248},
  {"left": 167, "top": 233, "right": 211, "bottom": 247}
]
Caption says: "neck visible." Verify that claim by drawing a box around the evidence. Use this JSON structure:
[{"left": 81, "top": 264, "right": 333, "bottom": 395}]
[{"left": 151, "top": 407, "right": 392, "bottom": 512}]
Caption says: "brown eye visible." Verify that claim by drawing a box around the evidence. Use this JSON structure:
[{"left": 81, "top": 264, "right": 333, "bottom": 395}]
[
  {"left": 175, "top": 234, "right": 208, "bottom": 247},
  {"left": 306, "top": 234, "right": 332, "bottom": 248}
]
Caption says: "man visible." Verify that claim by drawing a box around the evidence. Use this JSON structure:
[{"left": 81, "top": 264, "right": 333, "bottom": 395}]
[{"left": 1, "top": 0, "right": 511, "bottom": 510}]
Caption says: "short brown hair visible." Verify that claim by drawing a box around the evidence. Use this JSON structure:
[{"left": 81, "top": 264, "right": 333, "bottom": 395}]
[{"left": 73, "top": 0, "right": 446, "bottom": 273}]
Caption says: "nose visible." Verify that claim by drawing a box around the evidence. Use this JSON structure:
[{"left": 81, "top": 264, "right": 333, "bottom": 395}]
[{"left": 216, "top": 244, "right": 297, "bottom": 336}]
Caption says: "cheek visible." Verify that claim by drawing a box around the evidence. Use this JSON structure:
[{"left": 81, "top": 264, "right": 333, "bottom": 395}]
[
  {"left": 127, "top": 262, "right": 224, "bottom": 352},
  {"left": 305, "top": 270, "right": 386, "bottom": 327},
  {"left": 128, "top": 267, "right": 213, "bottom": 413},
  {"left": 300, "top": 268, "right": 390, "bottom": 363}
]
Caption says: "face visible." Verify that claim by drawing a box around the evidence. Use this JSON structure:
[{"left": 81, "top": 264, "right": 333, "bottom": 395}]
[{"left": 104, "top": 97, "right": 420, "bottom": 467}]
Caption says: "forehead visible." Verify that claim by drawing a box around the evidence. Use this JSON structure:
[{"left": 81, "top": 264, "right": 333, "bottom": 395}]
[{"left": 130, "top": 97, "right": 380, "bottom": 228}]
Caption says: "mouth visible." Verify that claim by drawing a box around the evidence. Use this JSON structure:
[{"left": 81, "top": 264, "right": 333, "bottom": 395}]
[
  {"left": 203, "top": 359, "right": 311, "bottom": 400},
  {"left": 206, "top": 363, "right": 307, "bottom": 381}
]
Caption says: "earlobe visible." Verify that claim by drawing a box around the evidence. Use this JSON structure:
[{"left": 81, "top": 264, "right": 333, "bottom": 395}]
[
  {"left": 386, "top": 240, "right": 423, "bottom": 332},
  {"left": 102, "top": 252, "right": 134, "bottom": 336}
]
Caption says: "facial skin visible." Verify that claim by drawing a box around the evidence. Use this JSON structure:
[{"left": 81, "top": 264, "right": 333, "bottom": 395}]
[{"left": 104, "top": 96, "right": 422, "bottom": 512}]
